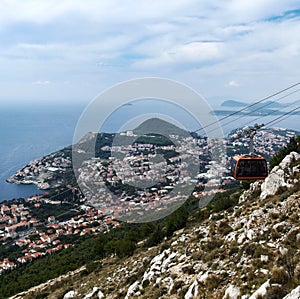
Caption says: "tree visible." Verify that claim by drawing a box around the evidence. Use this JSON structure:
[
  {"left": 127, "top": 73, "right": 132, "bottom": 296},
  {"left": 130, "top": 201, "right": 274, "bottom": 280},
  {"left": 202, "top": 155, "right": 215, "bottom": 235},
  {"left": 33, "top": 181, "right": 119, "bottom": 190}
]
[
  {"left": 115, "top": 239, "right": 136, "bottom": 258},
  {"left": 146, "top": 225, "right": 165, "bottom": 247},
  {"left": 93, "top": 234, "right": 107, "bottom": 258},
  {"left": 140, "top": 222, "right": 156, "bottom": 238},
  {"left": 270, "top": 136, "right": 300, "bottom": 169},
  {"left": 165, "top": 206, "right": 189, "bottom": 237}
]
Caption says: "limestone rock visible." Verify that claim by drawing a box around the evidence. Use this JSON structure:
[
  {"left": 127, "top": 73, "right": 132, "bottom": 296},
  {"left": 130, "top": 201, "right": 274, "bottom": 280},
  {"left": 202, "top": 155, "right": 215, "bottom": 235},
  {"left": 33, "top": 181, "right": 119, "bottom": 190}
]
[
  {"left": 283, "top": 285, "right": 300, "bottom": 299},
  {"left": 98, "top": 290, "right": 105, "bottom": 299},
  {"left": 260, "top": 152, "right": 300, "bottom": 200},
  {"left": 83, "top": 287, "right": 99, "bottom": 299},
  {"left": 63, "top": 290, "right": 78, "bottom": 299},
  {"left": 239, "top": 181, "right": 262, "bottom": 202},
  {"left": 248, "top": 280, "right": 270, "bottom": 299},
  {"left": 185, "top": 280, "right": 199, "bottom": 299},
  {"left": 223, "top": 285, "right": 241, "bottom": 299},
  {"left": 125, "top": 281, "right": 140, "bottom": 299}
]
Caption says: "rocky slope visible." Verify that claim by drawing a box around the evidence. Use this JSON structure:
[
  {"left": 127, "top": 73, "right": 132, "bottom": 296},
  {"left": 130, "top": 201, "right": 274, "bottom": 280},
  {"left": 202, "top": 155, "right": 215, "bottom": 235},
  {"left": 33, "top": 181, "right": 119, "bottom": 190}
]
[{"left": 10, "top": 152, "right": 300, "bottom": 299}]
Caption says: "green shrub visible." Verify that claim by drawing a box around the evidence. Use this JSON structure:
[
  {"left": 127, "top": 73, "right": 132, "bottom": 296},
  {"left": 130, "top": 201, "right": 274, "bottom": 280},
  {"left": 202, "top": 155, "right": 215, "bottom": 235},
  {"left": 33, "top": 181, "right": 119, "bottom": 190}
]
[
  {"left": 85, "top": 261, "right": 102, "bottom": 274},
  {"left": 271, "top": 267, "right": 289, "bottom": 284},
  {"left": 217, "top": 220, "right": 233, "bottom": 236},
  {"left": 142, "top": 279, "right": 150, "bottom": 289},
  {"left": 270, "top": 136, "right": 300, "bottom": 170},
  {"left": 205, "top": 274, "right": 220, "bottom": 290}
]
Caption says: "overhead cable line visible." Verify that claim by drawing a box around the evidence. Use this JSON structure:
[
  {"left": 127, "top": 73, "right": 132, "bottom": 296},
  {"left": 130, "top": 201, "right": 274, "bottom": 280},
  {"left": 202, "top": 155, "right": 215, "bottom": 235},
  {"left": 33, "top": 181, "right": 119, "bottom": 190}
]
[
  {"left": 263, "top": 106, "right": 300, "bottom": 128},
  {"left": 192, "top": 82, "right": 300, "bottom": 134},
  {"left": 205, "top": 88, "right": 300, "bottom": 135}
]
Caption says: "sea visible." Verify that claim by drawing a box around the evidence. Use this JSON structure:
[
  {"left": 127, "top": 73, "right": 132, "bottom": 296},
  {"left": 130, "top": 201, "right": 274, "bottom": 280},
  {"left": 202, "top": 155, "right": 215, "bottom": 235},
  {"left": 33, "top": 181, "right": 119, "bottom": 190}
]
[
  {"left": 0, "top": 99, "right": 299, "bottom": 202},
  {"left": 0, "top": 102, "right": 85, "bottom": 201}
]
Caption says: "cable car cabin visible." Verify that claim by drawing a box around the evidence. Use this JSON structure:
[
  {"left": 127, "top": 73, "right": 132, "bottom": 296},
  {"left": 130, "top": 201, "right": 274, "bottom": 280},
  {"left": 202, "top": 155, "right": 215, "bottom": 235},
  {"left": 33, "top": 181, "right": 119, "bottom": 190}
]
[{"left": 231, "top": 155, "right": 268, "bottom": 180}]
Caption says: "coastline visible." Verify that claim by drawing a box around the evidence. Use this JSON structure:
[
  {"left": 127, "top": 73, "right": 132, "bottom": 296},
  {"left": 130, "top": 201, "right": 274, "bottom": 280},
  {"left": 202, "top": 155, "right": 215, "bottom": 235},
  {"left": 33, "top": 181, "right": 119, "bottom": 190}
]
[
  {"left": 0, "top": 181, "right": 44, "bottom": 202},
  {"left": 3, "top": 126, "right": 299, "bottom": 203},
  {"left": 1, "top": 104, "right": 299, "bottom": 203}
]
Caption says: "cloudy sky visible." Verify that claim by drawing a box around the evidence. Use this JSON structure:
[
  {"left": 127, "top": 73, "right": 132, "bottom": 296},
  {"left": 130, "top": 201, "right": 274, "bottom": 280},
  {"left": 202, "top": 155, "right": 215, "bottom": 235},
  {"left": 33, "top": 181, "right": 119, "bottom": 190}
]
[{"left": 1, "top": 0, "right": 300, "bottom": 105}]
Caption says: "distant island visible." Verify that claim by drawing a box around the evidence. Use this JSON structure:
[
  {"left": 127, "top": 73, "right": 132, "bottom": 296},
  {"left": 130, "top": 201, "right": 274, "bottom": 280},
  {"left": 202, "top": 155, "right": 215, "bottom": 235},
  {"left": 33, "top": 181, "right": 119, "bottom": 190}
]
[
  {"left": 221, "top": 100, "right": 247, "bottom": 107},
  {"left": 215, "top": 99, "right": 299, "bottom": 116},
  {"left": 221, "top": 99, "right": 284, "bottom": 108}
]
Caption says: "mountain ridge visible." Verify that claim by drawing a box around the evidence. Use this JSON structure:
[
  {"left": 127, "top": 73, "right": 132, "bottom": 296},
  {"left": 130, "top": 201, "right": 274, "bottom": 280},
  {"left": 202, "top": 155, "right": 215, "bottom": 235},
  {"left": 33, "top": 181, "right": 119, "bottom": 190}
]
[{"left": 133, "top": 117, "right": 189, "bottom": 136}]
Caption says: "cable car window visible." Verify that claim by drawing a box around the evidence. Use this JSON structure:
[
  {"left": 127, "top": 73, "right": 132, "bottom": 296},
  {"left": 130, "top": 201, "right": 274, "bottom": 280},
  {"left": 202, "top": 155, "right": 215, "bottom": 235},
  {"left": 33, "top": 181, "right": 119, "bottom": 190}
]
[
  {"left": 230, "top": 159, "right": 237, "bottom": 176},
  {"left": 234, "top": 158, "right": 268, "bottom": 180}
]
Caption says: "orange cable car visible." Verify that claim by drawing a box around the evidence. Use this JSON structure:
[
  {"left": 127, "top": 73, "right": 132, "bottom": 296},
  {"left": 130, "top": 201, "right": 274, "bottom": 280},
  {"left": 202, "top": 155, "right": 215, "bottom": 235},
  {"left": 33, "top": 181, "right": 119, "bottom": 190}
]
[{"left": 231, "top": 155, "right": 268, "bottom": 180}]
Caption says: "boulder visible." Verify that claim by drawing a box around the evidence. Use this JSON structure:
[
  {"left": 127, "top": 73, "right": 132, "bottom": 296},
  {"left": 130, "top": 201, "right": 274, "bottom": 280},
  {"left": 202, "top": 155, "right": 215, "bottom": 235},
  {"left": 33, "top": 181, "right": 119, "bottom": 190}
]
[
  {"left": 249, "top": 280, "right": 270, "bottom": 299},
  {"left": 260, "top": 152, "right": 300, "bottom": 200},
  {"left": 223, "top": 285, "right": 241, "bottom": 299},
  {"left": 125, "top": 281, "right": 139, "bottom": 299},
  {"left": 283, "top": 285, "right": 300, "bottom": 299},
  {"left": 185, "top": 280, "right": 198, "bottom": 299},
  {"left": 239, "top": 181, "right": 262, "bottom": 202},
  {"left": 63, "top": 290, "right": 78, "bottom": 299},
  {"left": 83, "top": 287, "right": 99, "bottom": 299},
  {"left": 98, "top": 290, "right": 105, "bottom": 299}
]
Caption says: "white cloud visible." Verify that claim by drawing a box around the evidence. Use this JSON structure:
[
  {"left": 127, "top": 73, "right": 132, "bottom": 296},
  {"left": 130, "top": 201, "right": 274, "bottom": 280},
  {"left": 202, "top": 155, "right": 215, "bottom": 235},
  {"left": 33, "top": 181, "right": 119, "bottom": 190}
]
[
  {"left": 0, "top": 0, "right": 300, "bottom": 102},
  {"left": 0, "top": 0, "right": 200, "bottom": 26},
  {"left": 171, "top": 42, "right": 223, "bottom": 62},
  {"left": 220, "top": 0, "right": 299, "bottom": 23},
  {"left": 227, "top": 80, "right": 239, "bottom": 87},
  {"left": 32, "top": 80, "right": 51, "bottom": 85},
  {"left": 133, "top": 41, "right": 224, "bottom": 69}
]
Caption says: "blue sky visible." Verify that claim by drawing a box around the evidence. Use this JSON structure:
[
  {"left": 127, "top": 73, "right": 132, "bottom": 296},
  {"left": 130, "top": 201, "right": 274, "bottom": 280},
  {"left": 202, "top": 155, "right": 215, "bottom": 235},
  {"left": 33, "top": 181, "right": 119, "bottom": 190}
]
[{"left": 1, "top": 0, "right": 300, "bottom": 105}]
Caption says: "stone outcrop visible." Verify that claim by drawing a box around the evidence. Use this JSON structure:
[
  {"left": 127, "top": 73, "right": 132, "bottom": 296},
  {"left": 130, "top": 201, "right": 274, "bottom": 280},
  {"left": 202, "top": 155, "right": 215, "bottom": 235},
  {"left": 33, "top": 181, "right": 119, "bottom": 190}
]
[
  {"left": 63, "top": 290, "right": 78, "bottom": 299},
  {"left": 283, "top": 285, "right": 300, "bottom": 299},
  {"left": 260, "top": 151, "right": 300, "bottom": 199},
  {"left": 223, "top": 285, "right": 241, "bottom": 299},
  {"left": 248, "top": 280, "right": 270, "bottom": 299}
]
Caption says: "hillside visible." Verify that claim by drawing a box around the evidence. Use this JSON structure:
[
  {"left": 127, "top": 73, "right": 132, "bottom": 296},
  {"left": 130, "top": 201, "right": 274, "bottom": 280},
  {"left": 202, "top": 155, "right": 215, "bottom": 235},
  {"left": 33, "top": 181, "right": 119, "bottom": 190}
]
[
  {"left": 11, "top": 152, "right": 300, "bottom": 299},
  {"left": 133, "top": 118, "right": 188, "bottom": 137},
  {"left": 221, "top": 100, "right": 247, "bottom": 107}
]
